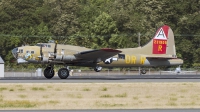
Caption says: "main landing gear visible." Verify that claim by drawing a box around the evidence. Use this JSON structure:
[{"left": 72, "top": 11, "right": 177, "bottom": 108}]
[
  {"left": 44, "top": 65, "right": 55, "bottom": 79},
  {"left": 43, "top": 65, "right": 70, "bottom": 79},
  {"left": 58, "top": 68, "right": 69, "bottom": 79}
]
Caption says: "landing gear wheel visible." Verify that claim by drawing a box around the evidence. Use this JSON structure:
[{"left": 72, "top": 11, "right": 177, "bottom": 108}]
[
  {"left": 44, "top": 67, "right": 55, "bottom": 79},
  {"left": 94, "top": 66, "right": 102, "bottom": 72},
  {"left": 141, "top": 69, "right": 146, "bottom": 74},
  {"left": 58, "top": 68, "right": 69, "bottom": 79}
]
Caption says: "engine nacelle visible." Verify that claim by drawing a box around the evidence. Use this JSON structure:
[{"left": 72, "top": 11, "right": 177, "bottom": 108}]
[
  {"left": 41, "top": 48, "right": 77, "bottom": 62},
  {"left": 55, "top": 54, "right": 63, "bottom": 61},
  {"left": 41, "top": 52, "right": 50, "bottom": 63},
  {"left": 42, "top": 54, "right": 76, "bottom": 62},
  {"left": 42, "top": 56, "right": 49, "bottom": 63},
  {"left": 55, "top": 49, "right": 63, "bottom": 61},
  {"left": 63, "top": 55, "right": 76, "bottom": 61}
]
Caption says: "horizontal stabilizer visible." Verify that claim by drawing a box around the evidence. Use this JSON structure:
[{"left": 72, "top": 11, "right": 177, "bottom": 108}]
[{"left": 146, "top": 56, "right": 177, "bottom": 59}]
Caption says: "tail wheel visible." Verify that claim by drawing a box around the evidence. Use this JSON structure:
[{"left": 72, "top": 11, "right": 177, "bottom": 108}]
[
  {"left": 44, "top": 67, "right": 54, "bottom": 79},
  {"left": 141, "top": 69, "right": 146, "bottom": 74},
  {"left": 94, "top": 66, "right": 102, "bottom": 72},
  {"left": 58, "top": 68, "right": 69, "bottom": 79}
]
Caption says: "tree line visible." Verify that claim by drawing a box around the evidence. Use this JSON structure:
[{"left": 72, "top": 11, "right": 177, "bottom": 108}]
[{"left": 0, "top": 0, "right": 200, "bottom": 69}]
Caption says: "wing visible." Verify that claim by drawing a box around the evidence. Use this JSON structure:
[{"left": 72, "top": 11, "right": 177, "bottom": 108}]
[{"left": 75, "top": 48, "right": 121, "bottom": 62}]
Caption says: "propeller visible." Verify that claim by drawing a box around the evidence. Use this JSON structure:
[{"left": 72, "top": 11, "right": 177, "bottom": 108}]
[
  {"left": 40, "top": 44, "right": 43, "bottom": 61},
  {"left": 54, "top": 40, "right": 58, "bottom": 59}
]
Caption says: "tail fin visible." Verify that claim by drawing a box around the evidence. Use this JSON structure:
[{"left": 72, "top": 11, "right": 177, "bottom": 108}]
[{"left": 141, "top": 25, "right": 176, "bottom": 58}]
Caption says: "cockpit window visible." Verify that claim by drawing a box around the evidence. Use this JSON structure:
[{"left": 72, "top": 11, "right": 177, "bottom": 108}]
[
  {"left": 36, "top": 44, "right": 41, "bottom": 46},
  {"left": 31, "top": 51, "right": 34, "bottom": 54},
  {"left": 19, "top": 49, "right": 23, "bottom": 53},
  {"left": 36, "top": 44, "right": 45, "bottom": 47},
  {"left": 36, "top": 44, "right": 51, "bottom": 48}
]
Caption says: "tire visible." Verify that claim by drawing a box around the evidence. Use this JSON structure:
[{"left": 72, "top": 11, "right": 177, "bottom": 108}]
[
  {"left": 44, "top": 67, "right": 54, "bottom": 79},
  {"left": 58, "top": 68, "right": 69, "bottom": 79},
  {"left": 141, "top": 69, "right": 146, "bottom": 74},
  {"left": 94, "top": 66, "right": 102, "bottom": 72},
  {"left": 94, "top": 68, "right": 100, "bottom": 72}
]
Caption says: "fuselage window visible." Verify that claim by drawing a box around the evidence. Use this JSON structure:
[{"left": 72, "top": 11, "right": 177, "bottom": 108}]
[
  {"left": 41, "top": 44, "right": 46, "bottom": 47},
  {"left": 31, "top": 51, "right": 34, "bottom": 54},
  {"left": 118, "top": 54, "right": 125, "bottom": 59}
]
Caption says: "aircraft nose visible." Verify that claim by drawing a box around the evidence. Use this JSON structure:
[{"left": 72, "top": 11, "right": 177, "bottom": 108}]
[{"left": 12, "top": 47, "right": 18, "bottom": 59}]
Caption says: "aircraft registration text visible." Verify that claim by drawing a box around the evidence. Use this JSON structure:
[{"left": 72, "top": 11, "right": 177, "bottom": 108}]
[
  {"left": 153, "top": 39, "right": 167, "bottom": 54},
  {"left": 125, "top": 55, "right": 146, "bottom": 64}
]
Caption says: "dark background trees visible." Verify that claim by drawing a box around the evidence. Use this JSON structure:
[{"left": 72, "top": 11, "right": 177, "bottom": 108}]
[{"left": 0, "top": 0, "right": 200, "bottom": 68}]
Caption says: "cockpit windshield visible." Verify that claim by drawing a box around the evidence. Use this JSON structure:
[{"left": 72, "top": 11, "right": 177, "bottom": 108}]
[{"left": 36, "top": 44, "right": 51, "bottom": 48}]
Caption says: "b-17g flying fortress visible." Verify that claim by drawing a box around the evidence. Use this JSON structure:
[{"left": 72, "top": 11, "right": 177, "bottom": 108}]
[{"left": 11, "top": 25, "right": 183, "bottom": 79}]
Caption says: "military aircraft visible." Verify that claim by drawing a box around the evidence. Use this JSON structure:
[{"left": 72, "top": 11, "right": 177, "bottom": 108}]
[{"left": 12, "top": 25, "right": 183, "bottom": 79}]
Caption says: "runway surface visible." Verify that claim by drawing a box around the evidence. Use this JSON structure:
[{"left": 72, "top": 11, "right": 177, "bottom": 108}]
[
  {"left": 1, "top": 74, "right": 200, "bottom": 83},
  {"left": 1, "top": 75, "right": 200, "bottom": 112},
  {"left": 0, "top": 109, "right": 200, "bottom": 112}
]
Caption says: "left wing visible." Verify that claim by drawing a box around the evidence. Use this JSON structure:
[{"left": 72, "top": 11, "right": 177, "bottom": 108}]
[{"left": 75, "top": 48, "right": 121, "bottom": 62}]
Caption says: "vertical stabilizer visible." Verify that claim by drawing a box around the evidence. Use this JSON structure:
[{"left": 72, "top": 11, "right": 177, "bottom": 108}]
[{"left": 140, "top": 25, "right": 176, "bottom": 57}]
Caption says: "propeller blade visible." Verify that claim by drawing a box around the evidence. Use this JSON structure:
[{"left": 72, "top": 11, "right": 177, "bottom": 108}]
[
  {"left": 54, "top": 40, "right": 58, "bottom": 58},
  {"left": 40, "top": 45, "right": 43, "bottom": 61}
]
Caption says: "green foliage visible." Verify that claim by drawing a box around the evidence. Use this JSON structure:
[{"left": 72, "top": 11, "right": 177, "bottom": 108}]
[
  {"left": 82, "top": 88, "right": 91, "bottom": 91},
  {"left": 100, "top": 94, "right": 113, "bottom": 98},
  {"left": 115, "top": 93, "right": 127, "bottom": 98},
  {"left": 0, "top": 100, "right": 37, "bottom": 108},
  {"left": 31, "top": 87, "right": 46, "bottom": 91},
  {"left": 101, "top": 87, "right": 108, "bottom": 91},
  {"left": 0, "top": 87, "right": 7, "bottom": 91},
  {"left": 90, "top": 12, "right": 118, "bottom": 48},
  {"left": 0, "top": 0, "right": 200, "bottom": 68}
]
